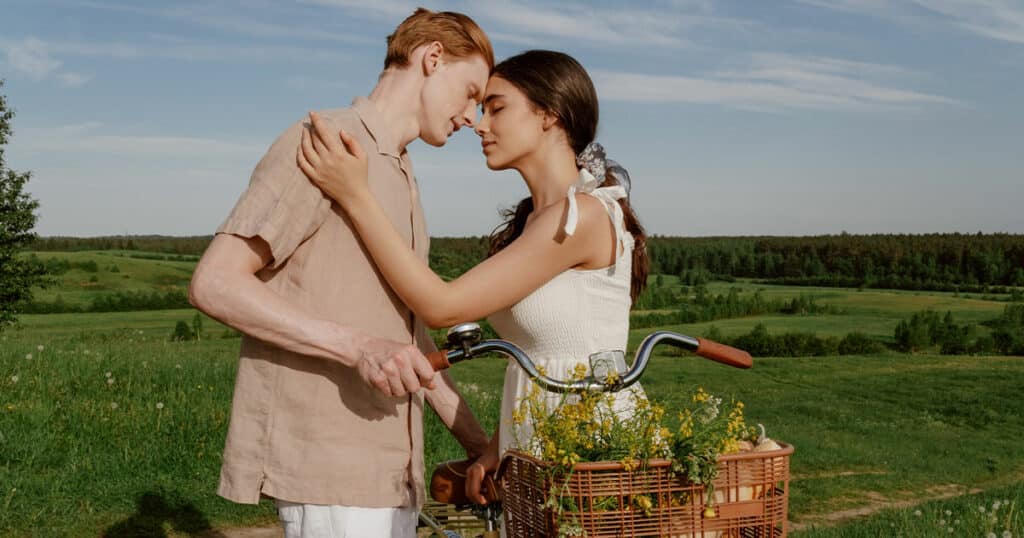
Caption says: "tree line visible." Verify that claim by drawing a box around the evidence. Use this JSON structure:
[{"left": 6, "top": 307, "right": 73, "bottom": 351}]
[{"left": 27, "top": 233, "right": 1024, "bottom": 292}]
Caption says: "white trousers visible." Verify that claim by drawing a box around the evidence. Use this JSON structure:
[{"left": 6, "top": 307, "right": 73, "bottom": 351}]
[{"left": 275, "top": 499, "right": 417, "bottom": 538}]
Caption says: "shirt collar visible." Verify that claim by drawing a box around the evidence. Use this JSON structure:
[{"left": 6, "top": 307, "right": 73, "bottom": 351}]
[{"left": 352, "top": 96, "right": 402, "bottom": 158}]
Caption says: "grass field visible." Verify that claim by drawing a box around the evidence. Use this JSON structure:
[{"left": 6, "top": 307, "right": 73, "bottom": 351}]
[{"left": 2, "top": 251, "right": 1022, "bottom": 536}]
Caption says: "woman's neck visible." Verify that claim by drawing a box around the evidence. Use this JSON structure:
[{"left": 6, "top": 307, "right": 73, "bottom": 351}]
[{"left": 517, "top": 144, "right": 580, "bottom": 212}]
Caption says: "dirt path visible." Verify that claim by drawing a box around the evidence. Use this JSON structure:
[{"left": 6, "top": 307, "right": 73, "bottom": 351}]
[{"left": 789, "top": 483, "right": 983, "bottom": 531}]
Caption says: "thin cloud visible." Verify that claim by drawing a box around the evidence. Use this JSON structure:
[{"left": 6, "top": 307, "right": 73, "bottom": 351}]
[
  {"left": 14, "top": 122, "right": 265, "bottom": 158},
  {"left": 69, "top": 0, "right": 376, "bottom": 45},
  {"left": 593, "top": 53, "right": 958, "bottom": 111},
  {"left": 2, "top": 35, "right": 351, "bottom": 65},
  {"left": 801, "top": 0, "right": 1024, "bottom": 44},
  {"left": 3, "top": 37, "right": 93, "bottom": 87}
]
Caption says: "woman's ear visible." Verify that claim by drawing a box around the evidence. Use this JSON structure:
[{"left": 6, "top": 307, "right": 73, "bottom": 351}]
[
  {"left": 541, "top": 110, "right": 560, "bottom": 131},
  {"left": 422, "top": 41, "right": 445, "bottom": 76}
]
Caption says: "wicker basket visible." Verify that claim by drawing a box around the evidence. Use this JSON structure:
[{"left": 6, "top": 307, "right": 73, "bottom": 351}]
[{"left": 498, "top": 442, "right": 793, "bottom": 538}]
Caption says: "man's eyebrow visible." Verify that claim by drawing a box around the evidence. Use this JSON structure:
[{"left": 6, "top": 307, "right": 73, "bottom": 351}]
[{"left": 471, "top": 83, "right": 484, "bottom": 101}]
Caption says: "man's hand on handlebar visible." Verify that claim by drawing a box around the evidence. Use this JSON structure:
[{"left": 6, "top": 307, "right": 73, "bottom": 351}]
[{"left": 354, "top": 336, "right": 436, "bottom": 397}]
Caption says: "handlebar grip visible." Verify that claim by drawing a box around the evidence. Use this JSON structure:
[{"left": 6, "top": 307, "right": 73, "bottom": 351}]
[
  {"left": 695, "top": 338, "right": 753, "bottom": 369},
  {"left": 426, "top": 350, "right": 452, "bottom": 371}
]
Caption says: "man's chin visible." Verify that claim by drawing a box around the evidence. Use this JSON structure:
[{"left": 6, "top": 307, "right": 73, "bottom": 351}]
[{"left": 423, "top": 134, "right": 448, "bottom": 147}]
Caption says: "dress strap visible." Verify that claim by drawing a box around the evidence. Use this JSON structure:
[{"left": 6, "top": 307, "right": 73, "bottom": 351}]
[{"left": 563, "top": 169, "right": 630, "bottom": 258}]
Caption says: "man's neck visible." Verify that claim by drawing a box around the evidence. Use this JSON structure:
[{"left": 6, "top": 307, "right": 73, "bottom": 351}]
[{"left": 366, "top": 69, "right": 422, "bottom": 152}]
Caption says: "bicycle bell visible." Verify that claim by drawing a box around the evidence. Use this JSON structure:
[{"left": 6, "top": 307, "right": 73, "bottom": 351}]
[{"left": 446, "top": 322, "right": 483, "bottom": 356}]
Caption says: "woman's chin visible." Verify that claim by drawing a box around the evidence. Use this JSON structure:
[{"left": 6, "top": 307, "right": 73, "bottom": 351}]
[{"left": 483, "top": 155, "right": 506, "bottom": 170}]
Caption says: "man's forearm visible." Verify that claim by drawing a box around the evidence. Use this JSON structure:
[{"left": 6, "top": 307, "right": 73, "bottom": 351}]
[
  {"left": 191, "top": 261, "right": 364, "bottom": 367},
  {"left": 425, "top": 371, "right": 489, "bottom": 457}
]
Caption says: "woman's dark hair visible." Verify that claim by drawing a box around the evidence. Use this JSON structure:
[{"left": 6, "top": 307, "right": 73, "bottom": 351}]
[{"left": 486, "top": 50, "right": 649, "bottom": 303}]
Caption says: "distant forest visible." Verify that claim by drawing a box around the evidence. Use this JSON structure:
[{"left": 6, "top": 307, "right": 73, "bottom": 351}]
[{"left": 32, "top": 233, "right": 1024, "bottom": 292}]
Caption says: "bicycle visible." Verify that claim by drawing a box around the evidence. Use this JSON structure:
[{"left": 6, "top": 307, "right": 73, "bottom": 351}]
[{"left": 417, "top": 323, "right": 792, "bottom": 537}]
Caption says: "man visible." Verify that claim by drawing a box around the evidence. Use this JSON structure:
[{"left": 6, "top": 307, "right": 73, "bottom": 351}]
[{"left": 188, "top": 9, "right": 494, "bottom": 537}]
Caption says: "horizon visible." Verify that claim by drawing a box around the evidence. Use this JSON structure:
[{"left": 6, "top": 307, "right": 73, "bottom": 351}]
[{"left": 2, "top": 0, "right": 1022, "bottom": 237}]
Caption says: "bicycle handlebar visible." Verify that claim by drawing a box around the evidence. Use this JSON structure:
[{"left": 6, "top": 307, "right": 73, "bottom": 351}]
[{"left": 426, "top": 324, "right": 751, "bottom": 394}]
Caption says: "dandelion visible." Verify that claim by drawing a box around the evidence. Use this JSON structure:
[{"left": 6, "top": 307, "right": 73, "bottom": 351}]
[
  {"left": 105, "top": 372, "right": 112, "bottom": 378},
  {"left": 156, "top": 402, "right": 164, "bottom": 410},
  {"left": 175, "top": 364, "right": 182, "bottom": 369},
  {"left": 24, "top": 353, "right": 32, "bottom": 360},
  {"left": 1002, "top": 530, "right": 1012, "bottom": 538},
  {"left": 84, "top": 350, "right": 90, "bottom": 355},
  {"left": 944, "top": 509, "right": 952, "bottom": 516},
  {"left": 914, "top": 509, "right": 922, "bottom": 517},
  {"left": 993, "top": 501, "right": 1001, "bottom": 510},
  {"left": 947, "top": 528, "right": 952, "bottom": 534},
  {"left": 106, "top": 378, "right": 114, "bottom": 386},
  {"left": 939, "top": 519, "right": 946, "bottom": 525},
  {"left": 980, "top": 506, "right": 987, "bottom": 512},
  {"left": 988, "top": 532, "right": 998, "bottom": 538},
  {"left": 110, "top": 402, "right": 118, "bottom": 410},
  {"left": 36, "top": 345, "right": 44, "bottom": 352},
  {"left": 10, "top": 375, "right": 18, "bottom": 384}
]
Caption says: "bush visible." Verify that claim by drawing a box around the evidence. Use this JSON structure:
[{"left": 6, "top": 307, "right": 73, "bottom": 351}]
[
  {"left": 838, "top": 332, "right": 885, "bottom": 355},
  {"left": 170, "top": 321, "right": 195, "bottom": 341}
]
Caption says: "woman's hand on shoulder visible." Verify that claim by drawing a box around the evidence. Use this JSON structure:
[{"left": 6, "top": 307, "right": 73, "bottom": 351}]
[{"left": 296, "top": 110, "right": 370, "bottom": 209}]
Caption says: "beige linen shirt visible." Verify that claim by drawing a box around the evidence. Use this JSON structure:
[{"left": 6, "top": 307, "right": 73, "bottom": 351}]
[{"left": 215, "top": 97, "right": 431, "bottom": 509}]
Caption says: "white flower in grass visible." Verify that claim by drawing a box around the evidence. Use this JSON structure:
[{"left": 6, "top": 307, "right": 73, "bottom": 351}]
[
  {"left": 175, "top": 364, "right": 182, "bottom": 369},
  {"left": 993, "top": 501, "right": 1001, "bottom": 510},
  {"left": 10, "top": 375, "right": 18, "bottom": 384},
  {"left": 107, "top": 378, "right": 114, "bottom": 386},
  {"left": 156, "top": 402, "right": 164, "bottom": 410},
  {"left": 1002, "top": 530, "right": 1012, "bottom": 538},
  {"left": 110, "top": 402, "right": 118, "bottom": 410},
  {"left": 36, "top": 345, "right": 44, "bottom": 352},
  {"left": 914, "top": 510, "right": 922, "bottom": 517},
  {"left": 939, "top": 519, "right": 945, "bottom": 525},
  {"left": 980, "top": 506, "right": 987, "bottom": 512},
  {"left": 988, "top": 532, "right": 998, "bottom": 538},
  {"left": 25, "top": 353, "right": 32, "bottom": 360},
  {"left": 944, "top": 509, "right": 951, "bottom": 516},
  {"left": 84, "top": 350, "right": 90, "bottom": 355},
  {"left": 105, "top": 372, "right": 112, "bottom": 378},
  {"left": 946, "top": 527, "right": 952, "bottom": 533}
]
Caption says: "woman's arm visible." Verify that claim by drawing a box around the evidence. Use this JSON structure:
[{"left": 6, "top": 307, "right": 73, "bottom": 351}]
[{"left": 297, "top": 112, "right": 615, "bottom": 328}]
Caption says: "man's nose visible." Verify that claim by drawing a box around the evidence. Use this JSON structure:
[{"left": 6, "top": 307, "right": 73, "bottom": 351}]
[{"left": 460, "top": 102, "right": 478, "bottom": 128}]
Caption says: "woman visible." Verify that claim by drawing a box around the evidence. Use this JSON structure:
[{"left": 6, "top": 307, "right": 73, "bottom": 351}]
[{"left": 297, "top": 50, "right": 649, "bottom": 503}]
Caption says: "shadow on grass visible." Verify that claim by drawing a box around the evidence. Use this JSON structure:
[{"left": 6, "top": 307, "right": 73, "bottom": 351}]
[{"left": 103, "top": 492, "right": 227, "bottom": 538}]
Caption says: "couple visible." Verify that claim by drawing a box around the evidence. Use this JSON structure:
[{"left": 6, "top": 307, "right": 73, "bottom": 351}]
[{"left": 190, "top": 7, "right": 649, "bottom": 538}]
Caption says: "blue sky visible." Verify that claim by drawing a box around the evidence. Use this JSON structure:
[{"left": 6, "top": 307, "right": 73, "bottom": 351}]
[{"left": 2, "top": 0, "right": 1022, "bottom": 237}]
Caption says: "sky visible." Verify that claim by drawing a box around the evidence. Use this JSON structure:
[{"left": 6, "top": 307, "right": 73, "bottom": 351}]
[{"left": 1, "top": 0, "right": 1022, "bottom": 238}]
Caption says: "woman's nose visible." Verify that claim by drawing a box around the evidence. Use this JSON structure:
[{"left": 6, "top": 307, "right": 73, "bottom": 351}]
[{"left": 475, "top": 115, "right": 489, "bottom": 137}]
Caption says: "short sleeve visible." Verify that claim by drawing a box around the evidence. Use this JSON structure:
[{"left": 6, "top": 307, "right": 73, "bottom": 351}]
[{"left": 217, "top": 119, "right": 333, "bottom": 270}]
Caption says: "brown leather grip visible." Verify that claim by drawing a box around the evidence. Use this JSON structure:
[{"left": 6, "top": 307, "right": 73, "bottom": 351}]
[
  {"left": 429, "top": 459, "right": 501, "bottom": 505},
  {"left": 695, "top": 338, "right": 753, "bottom": 369},
  {"left": 426, "top": 350, "right": 451, "bottom": 371}
]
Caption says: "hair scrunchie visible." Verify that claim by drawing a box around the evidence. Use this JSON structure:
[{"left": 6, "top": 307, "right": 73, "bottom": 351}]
[{"left": 576, "top": 141, "right": 632, "bottom": 196}]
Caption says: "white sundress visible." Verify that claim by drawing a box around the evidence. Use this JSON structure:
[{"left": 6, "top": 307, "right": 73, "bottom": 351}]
[{"left": 488, "top": 169, "right": 645, "bottom": 458}]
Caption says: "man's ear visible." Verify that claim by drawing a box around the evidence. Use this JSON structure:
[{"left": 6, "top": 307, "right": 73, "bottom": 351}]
[{"left": 422, "top": 41, "right": 445, "bottom": 76}]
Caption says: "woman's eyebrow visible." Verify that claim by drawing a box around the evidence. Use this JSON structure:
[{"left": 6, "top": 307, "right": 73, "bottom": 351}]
[{"left": 483, "top": 94, "right": 504, "bottom": 106}]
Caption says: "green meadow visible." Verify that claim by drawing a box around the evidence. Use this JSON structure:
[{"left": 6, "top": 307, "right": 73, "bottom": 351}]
[{"left": 1, "top": 251, "right": 1022, "bottom": 536}]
